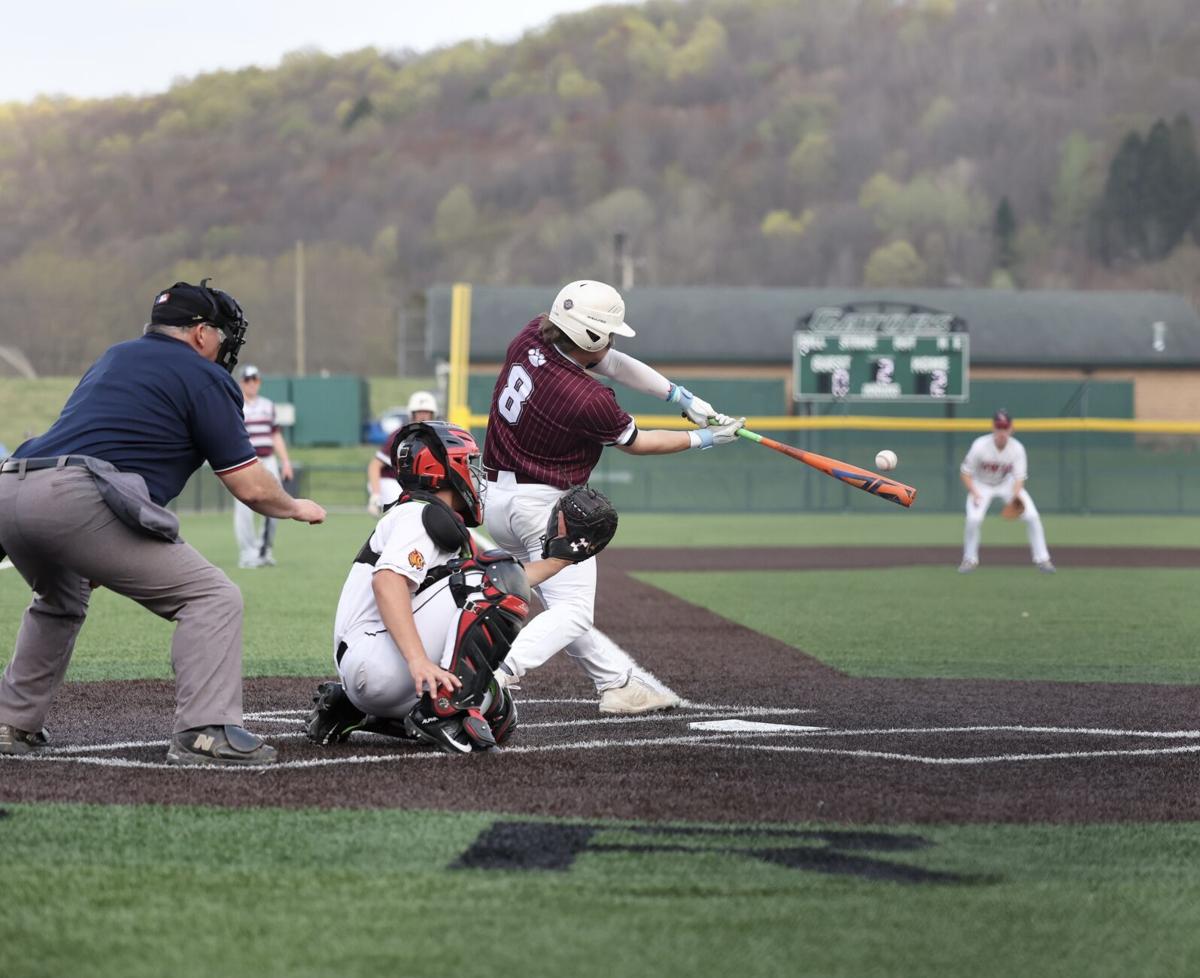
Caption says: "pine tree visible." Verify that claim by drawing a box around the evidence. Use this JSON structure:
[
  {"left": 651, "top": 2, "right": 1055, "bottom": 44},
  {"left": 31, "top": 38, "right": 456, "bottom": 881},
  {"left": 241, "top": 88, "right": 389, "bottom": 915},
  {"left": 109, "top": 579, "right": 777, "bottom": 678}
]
[
  {"left": 1168, "top": 114, "right": 1200, "bottom": 248},
  {"left": 1141, "top": 119, "right": 1175, "bottom": 259},
  {"left": 993, "top": 196, "right": 1017, "bottom": 270},
  {"left": 1098, "top": 131, "right": 1145, "bottom": 263}
]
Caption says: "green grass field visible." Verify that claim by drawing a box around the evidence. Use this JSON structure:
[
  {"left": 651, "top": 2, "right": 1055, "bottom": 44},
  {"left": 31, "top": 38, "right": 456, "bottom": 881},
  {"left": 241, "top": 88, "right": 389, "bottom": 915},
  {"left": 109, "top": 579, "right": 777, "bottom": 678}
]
[
  {"left": 3, "top": 512, "right": 1200, "bottom": 978},
  {"left": 4, "top": 803, "right": 1200, "bottom": 978}
]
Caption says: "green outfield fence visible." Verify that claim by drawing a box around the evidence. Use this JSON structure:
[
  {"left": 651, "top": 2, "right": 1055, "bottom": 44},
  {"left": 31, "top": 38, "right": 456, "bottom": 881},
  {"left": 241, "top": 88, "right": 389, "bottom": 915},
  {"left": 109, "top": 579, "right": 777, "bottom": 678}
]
[{"left": 173, "top": 421, "right": 1200, "bottom": 516}]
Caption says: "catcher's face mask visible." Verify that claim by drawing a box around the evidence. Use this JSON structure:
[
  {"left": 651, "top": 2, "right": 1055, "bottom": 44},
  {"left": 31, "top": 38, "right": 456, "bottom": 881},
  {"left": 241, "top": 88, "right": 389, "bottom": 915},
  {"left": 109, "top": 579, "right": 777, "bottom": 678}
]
[{"left": 393, "top": 421, "right": 485, "bottom": 526}]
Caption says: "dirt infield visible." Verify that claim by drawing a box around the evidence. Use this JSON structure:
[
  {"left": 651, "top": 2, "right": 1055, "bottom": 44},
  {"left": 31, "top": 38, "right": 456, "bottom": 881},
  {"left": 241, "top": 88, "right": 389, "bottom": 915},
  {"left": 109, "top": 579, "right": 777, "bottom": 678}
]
[{"left": 3, "top": 546, "right": 1200, "bottom": 825}]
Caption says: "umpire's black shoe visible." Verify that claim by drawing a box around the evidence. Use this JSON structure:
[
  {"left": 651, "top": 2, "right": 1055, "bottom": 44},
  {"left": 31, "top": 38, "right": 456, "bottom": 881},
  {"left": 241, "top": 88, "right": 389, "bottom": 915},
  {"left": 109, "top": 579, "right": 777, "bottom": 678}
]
[
  {"left": 166, "top": 724, "right": 277, "bottom": 766},
  {"left": 0, "top": 723, "right": 49, "bottom": 756},
  {"left": 305, "top": 681, "right": 367, "bottom": 745}
]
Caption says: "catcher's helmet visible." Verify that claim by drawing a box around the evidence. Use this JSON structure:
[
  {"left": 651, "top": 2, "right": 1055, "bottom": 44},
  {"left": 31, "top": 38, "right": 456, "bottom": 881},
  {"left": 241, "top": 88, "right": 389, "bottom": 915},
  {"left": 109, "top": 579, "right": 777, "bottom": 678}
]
[
  {"left": 150, "top": 278, "right": 248, "bottom": 373},
  {"left": 548, "top": 280, "right": 637, "bottom": 353},
  {"left": 392, "top": 421, "right": 485, "bottom": 526}
]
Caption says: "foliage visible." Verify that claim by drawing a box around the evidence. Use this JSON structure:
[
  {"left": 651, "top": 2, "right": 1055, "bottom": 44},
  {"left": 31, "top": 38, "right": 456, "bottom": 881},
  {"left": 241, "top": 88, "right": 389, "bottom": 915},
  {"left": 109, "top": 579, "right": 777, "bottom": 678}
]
[
  {"left": 1095, "top": 114, "right": 1200, "bottom": 264},
  {"left": 0, "top": 0, "right": 1198, "bottom": 375},
  {"left": 863, "top": 240, "right": 928, "bottom": 286}
]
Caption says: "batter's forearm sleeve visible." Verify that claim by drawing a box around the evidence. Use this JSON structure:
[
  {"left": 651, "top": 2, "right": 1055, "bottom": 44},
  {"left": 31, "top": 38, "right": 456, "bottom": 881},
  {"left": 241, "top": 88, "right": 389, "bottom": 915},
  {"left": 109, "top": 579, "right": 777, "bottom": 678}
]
[{"left": 590, "top": 348, "right": 672, "bottom": 400}]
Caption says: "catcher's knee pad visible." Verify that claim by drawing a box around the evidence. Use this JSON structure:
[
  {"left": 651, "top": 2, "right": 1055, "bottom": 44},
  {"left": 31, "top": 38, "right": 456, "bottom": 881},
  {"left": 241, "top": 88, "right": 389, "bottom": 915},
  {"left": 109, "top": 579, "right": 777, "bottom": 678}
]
[{"left": 444, "top": 553, "right": 531, "bottom": 711}]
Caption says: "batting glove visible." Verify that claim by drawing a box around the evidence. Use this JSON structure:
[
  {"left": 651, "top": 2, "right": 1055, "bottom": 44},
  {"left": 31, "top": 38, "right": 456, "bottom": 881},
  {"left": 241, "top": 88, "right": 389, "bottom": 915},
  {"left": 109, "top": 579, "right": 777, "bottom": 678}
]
[
  {"left": 367, "top": 494, "right": 382, "bottom": 517},
  {"left": 668, "top": 383, "right": 727, "bottom": 428},
  {"left": 690, "top": 417, "right": 745, "bottom": 449}
]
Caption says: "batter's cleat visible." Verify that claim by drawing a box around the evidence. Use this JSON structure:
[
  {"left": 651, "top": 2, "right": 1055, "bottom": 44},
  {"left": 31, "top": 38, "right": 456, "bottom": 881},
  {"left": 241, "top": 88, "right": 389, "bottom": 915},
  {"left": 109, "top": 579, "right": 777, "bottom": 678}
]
[
  {"left": 1036, "top": 560, "right": 1057, "bottom": 574},
  {"left": 166, "top": 724, "right": 278, "bottom": 766},
  {"left": 599, "top": 676, "right": 681, "bottom": 716},
  {"left": 494, "top": 661, "right": 521, "bottom": 692},
  {"left": 957, "top": 558, "right": 979, "bottom": 574},
  {"left": 0, "top": 723, "right": 49, "bottom": 756},
  {"left": 305, "top": 681, "right": 367, "bottom": 745}
]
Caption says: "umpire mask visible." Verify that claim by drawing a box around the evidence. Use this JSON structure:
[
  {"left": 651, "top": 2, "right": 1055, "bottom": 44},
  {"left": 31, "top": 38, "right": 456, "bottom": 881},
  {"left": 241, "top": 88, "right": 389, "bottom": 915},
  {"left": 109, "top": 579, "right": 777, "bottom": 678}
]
[{"left": 150, "top": 278, "right": 248, "bottom": 374}]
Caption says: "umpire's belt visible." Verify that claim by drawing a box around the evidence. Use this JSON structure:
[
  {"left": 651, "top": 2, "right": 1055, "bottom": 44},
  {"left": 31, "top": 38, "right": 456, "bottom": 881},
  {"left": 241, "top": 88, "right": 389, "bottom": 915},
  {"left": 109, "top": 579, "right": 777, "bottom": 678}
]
[
  {"left": 0, "top": 456, "right": 91, "bottom": 475},
  {"left": 484, "top": 467, "right": 540, "bottom": 485}
]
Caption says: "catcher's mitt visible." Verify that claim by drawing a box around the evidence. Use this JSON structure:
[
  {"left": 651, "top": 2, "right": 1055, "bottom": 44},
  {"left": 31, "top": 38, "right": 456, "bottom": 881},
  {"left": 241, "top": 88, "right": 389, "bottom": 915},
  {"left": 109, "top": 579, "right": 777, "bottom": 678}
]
[
  {"left": 1001, "top": 497, "right": 1025, "bottom": 520},
  {"left": 542, "top": 485, "right": 618, "bottom": 562}
]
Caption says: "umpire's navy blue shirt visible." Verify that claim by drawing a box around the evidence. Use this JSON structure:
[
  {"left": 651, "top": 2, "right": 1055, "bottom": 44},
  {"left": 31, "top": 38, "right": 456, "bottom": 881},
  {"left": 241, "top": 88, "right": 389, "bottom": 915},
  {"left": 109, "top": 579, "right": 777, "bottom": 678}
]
[{"left": 15, "top": 333, "right": 257, "bottom": 504}]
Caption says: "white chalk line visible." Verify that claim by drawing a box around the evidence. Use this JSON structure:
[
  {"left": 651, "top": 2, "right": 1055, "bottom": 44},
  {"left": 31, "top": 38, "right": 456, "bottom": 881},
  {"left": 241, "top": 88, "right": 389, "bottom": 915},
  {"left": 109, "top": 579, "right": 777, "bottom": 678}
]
[
  {"left": 42, "top": 707, "right": 819, "bottom": 754},
  {"left": 242, "top": 699, "right": 794, "bottom": 720},
  {"left": 16, "top": 729, "right": 1200, "bottom": 773},
  {"left": 697, "top": 741, "right": 1200, "bottom": 765},
  {"left": 19, "top": 717, "right": 1200, "bottom": 772}
]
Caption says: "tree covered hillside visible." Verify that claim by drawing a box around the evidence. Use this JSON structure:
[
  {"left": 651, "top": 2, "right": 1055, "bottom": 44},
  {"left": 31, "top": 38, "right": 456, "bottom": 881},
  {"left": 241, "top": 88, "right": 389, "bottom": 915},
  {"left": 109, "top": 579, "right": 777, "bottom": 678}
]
[{"left": 1, "top": 0, "right": 1198, "bottom": 375}]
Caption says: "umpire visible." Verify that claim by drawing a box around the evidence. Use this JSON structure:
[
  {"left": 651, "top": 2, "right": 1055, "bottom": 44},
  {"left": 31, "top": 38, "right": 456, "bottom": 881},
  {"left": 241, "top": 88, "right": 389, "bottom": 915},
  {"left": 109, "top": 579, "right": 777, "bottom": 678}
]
[{"left": 0, "top": 280, "right": 326, "bottom": 766}]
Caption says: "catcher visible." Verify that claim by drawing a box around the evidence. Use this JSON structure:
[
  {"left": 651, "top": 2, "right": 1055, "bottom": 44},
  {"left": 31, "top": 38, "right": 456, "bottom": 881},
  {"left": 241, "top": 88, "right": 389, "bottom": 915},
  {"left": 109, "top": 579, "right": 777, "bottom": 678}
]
[{"left": 306, "top": 421, "right": 617, "bottom": 754}]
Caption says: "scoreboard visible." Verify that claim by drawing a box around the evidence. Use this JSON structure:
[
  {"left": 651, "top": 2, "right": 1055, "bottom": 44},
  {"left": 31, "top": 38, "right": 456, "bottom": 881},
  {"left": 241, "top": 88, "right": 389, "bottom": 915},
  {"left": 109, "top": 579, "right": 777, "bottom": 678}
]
[{"left": 793, "top": 304, "right": 970, "bottom": 403}]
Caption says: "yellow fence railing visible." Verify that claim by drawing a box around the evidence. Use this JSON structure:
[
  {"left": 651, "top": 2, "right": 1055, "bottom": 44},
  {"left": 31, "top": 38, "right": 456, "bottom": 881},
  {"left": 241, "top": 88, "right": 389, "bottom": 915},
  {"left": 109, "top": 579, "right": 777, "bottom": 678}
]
[{"left": 448, "top": 283, "right": 1200, "bottom": 437}]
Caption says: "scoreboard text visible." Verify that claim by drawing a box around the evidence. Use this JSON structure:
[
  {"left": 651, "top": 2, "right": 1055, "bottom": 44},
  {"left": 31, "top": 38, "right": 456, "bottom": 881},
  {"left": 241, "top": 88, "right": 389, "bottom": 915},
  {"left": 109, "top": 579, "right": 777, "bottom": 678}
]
[{"left": 793, "top": 331, "right": 969, "bottom": 403}]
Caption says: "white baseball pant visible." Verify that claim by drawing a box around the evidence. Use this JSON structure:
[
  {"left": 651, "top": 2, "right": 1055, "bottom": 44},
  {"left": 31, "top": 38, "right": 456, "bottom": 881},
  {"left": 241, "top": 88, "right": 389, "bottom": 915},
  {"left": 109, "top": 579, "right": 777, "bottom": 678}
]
[
  {"left": 336, "top": 576, "right": 469, "bottom": 719},
  {"left": 963, "top": 479, "right": 1051, "bottom": 565},
  {"left": 483, "top": 471, "right": 635, "bottom": 692},
  {"left": 234, "top": 454, "right": 280, "bottom": 564}
]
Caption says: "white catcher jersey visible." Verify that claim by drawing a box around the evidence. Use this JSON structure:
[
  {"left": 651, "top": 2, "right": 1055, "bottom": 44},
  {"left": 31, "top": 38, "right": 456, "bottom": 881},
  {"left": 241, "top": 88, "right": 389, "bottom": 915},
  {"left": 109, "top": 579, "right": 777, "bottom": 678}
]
[
  {"left": 333, "top": 502, "right": 463, "bottom": 648},
  {"left": 960, "top": 434, "right": 1028, "bottom": 487}
]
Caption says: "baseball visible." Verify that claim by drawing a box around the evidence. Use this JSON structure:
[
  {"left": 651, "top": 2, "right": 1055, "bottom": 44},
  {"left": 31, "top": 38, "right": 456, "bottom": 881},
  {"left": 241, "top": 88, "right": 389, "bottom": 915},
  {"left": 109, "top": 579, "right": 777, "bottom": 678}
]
[{"left": 875, "top": 449, "right": 898, "bottom": 471}]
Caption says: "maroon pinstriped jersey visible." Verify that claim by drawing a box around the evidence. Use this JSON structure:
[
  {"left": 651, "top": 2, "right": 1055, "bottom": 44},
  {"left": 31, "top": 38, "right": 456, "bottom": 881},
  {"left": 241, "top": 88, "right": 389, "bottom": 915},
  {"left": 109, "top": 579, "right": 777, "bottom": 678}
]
[
  {"left": 376, "top": 429, "right": 402, "bottom": 480},
  {"left": 483, "top": 319, "right": 635, "bottom": 489}
]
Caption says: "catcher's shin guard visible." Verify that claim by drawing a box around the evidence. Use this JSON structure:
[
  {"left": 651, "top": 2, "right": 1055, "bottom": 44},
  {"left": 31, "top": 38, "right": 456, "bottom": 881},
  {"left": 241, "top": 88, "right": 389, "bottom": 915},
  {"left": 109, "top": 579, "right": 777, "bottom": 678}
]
[
  {"left": 444, "top": 553, "right": 530, "bottom": 709},
  {"left": 406, "top": 554, "right": 530, "bottom": 753}
]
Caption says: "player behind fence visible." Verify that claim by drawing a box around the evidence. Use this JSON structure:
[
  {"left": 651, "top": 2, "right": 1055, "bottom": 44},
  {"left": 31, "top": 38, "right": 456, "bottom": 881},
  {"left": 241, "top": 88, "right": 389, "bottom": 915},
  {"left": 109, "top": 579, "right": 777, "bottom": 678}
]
[
  {"left": 306, "top": 421, "right": 617, "bottom": 754},
  {"left": 367, "top": 390, "right": 439, "bottom": 516},
  {"left": 233, "top": 364, "right": 294, "bottom": 568}
]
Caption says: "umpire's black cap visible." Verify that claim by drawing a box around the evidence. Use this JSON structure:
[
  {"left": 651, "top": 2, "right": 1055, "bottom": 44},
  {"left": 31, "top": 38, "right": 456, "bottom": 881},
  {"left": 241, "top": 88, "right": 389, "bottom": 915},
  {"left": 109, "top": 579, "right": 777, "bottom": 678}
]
[{"left": 150, "top": 281, "right": 224, "bottom": 327}]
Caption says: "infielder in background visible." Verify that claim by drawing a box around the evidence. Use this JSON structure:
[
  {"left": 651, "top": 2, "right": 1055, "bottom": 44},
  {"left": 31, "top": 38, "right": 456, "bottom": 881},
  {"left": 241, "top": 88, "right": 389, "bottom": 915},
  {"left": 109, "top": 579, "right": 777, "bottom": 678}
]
[
  {"left": 959, "top": 409, "right": 1055, "bottom": 574},
  {"left": 484, "top": 279, "right": 744, "bottom": 715},
  {"left": 367, "top": 390, "right": 439, "bottom": 516},
  {"left": 233, "top": 364, "right": 293, "bottom": 568},
  {"left": 306, "top": 421, "right": 613, "bottom": 753}
]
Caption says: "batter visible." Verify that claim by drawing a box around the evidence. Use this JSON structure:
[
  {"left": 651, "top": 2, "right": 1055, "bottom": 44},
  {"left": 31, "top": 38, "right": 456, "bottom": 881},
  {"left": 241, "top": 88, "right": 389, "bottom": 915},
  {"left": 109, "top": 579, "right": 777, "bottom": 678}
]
[{"left": 483, "top": 279, "right": 744, "bottom": 714}]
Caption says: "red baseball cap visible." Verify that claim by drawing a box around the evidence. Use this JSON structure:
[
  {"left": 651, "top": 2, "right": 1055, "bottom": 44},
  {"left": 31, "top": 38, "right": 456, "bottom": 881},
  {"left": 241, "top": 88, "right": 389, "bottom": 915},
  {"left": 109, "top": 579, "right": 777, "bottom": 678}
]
[{"left": 993, "top": 409, "right": 1013, "bottom": 430}]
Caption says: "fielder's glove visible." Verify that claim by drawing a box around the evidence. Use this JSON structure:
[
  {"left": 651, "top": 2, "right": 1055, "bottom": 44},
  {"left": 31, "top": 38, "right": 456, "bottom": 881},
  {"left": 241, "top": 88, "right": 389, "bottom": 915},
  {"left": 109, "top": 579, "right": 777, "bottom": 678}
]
[
  {"left": 541, "top": 485, "right": 619, "bottom": 562},
  {"left": 667, "top": 383, "right": 735, "bottom": 428},
  {"left": 1001, "top": 498, "right": 1025, "bottom": 520}
]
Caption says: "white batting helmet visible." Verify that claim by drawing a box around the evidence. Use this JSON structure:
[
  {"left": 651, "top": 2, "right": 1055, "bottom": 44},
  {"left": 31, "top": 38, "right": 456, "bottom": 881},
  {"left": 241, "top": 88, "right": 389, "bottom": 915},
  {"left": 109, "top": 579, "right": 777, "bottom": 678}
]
[
  {"left": 548, "top": 280, "right": 637, "bottom": 353},
  {"left": 407, "top": 390, "right": 439, "bottom": 417}
]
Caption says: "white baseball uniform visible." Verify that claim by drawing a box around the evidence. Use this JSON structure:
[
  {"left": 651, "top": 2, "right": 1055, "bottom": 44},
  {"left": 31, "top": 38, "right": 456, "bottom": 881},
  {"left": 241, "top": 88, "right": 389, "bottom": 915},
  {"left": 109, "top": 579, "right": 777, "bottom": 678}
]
[
  {"left": 333, "top": 501, "right": 476, "bottom": 719},
  {"left": 960, "top": 433, "right": 1051, "bottom": 565},
  {"left": 234, "top": 394, "right": 281, "bottom": 566}
]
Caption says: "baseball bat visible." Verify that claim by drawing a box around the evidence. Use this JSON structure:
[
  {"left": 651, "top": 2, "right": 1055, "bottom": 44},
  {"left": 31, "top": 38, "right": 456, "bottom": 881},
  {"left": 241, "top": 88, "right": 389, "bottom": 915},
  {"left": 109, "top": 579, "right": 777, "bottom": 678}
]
[{"left": 734, "top": 427, "right": 918, "bottom": 508}]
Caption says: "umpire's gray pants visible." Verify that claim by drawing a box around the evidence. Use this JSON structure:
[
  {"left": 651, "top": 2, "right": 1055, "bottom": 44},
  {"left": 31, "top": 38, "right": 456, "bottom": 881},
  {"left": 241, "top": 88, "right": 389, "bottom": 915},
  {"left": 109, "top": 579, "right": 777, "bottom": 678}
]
[{"left": 0, "top": 467, "right": 244, "bottom": 733}]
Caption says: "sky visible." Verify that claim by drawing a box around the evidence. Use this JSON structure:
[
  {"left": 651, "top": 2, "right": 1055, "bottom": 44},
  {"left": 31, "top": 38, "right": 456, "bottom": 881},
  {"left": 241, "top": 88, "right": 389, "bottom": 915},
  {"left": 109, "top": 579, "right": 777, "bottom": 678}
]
[{"left": 0, "top": 0, "right": 637, "bottom": 104}]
